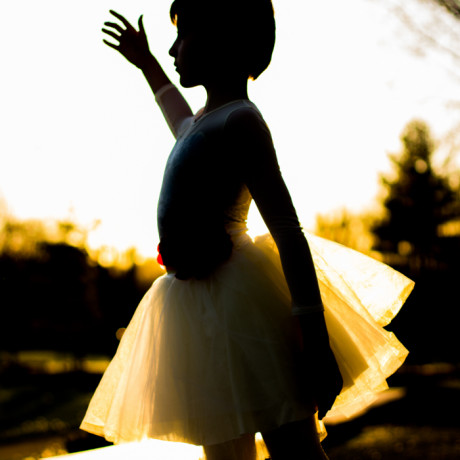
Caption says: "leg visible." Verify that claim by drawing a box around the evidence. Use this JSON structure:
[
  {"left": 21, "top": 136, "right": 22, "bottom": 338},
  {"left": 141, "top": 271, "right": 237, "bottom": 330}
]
[
  {"left": 262, "top": 416, "right": 328, "bottom": 460},
  {"left": 203, "top": 433, "right": 257, "bottom": 460}
]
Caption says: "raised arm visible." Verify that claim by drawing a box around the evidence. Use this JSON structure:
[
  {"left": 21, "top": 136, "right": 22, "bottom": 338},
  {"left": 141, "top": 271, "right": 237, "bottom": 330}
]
[
  {"left": 224, "top": 108, "right": 343, "bottom": 418},
  {"left": 102, "top": 10, "right": 193, "bottom": 137}
]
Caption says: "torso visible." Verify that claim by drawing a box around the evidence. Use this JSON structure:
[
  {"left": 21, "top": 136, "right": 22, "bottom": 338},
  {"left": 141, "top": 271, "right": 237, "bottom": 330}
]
[{"left": 157, "top": 100, "right": 256, "bottom": 241}]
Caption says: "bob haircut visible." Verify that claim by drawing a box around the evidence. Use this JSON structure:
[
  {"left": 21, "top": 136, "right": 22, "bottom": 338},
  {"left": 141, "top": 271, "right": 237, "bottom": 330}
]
[{"left": 169, "top": 0, "right": 276, "bottom": 80}]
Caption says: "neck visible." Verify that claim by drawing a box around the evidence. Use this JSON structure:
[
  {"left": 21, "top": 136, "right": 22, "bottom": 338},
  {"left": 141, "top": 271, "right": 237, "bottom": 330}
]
[{"left": 203, "top": 78, "right": 249, "bottom": 114}]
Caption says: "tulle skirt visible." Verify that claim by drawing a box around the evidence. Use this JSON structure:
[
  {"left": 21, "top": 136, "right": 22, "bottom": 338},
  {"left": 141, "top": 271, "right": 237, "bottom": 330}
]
[{"left": 80, "top": 228, "right": 413, "bottom": 446}]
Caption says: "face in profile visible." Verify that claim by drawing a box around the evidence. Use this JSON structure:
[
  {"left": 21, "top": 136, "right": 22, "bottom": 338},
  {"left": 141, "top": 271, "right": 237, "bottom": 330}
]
[
  {"left": 169, "top": 33, "right": 199, "bottom": 87},
  {"left": 169, "top": 16, "right": 237, "bottom": 89}
]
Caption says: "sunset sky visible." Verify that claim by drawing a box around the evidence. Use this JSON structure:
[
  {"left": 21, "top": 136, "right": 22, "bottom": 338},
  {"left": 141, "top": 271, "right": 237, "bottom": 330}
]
[{"left": 1, "top": 0, "right": 460, "bottom": 257}]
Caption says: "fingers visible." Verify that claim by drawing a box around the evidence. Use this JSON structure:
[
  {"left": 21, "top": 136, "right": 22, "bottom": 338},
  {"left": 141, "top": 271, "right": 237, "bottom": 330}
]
[
  {"left": 311, "top": 353, "right": 343, "bottom": 419},
  {"left": 102, "top": 11, "right": 134, "bottom": 50},
  {"left": 316, "top": 391, "right": 334, "bottom": 419},
  {"left": 102, "top": 10, "right": 149, "bottom": 66},
  {"left": 138, "top": 14, "right": 145, "bottom": 34},
  {"left": 138, "top": 15, "right": 147, "bottom": 39},
  {"left": 102, "top": 28, "right": 121, "bottom": 42},
  {"left": 109, "top": 9, "right": 133, "bottom": 30},
  {"left": 103, "top": 21, "right": 125, "bottom": 34},
  {"left": 102, "top": 39, "right": 119, "bottom": 50}
]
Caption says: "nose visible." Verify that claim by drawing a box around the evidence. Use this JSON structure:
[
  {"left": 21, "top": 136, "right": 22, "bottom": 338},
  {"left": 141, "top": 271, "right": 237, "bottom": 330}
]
[{"left": 169, "top": 38, "right": 178, "bottom": 58}]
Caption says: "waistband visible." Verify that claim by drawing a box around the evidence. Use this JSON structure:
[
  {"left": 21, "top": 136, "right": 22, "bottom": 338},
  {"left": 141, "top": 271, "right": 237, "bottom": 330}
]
[{"left": 225, "top": 222, "right": 252, "bottom": 248}]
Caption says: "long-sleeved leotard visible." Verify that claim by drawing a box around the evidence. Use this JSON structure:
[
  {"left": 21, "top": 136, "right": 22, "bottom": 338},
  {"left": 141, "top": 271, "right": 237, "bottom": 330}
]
[
  {"left": 155, "top": 84, "right": 323, "bottom": 313},
  {"left": 80, "top": 86, "right": 412, "bottom": 446}
]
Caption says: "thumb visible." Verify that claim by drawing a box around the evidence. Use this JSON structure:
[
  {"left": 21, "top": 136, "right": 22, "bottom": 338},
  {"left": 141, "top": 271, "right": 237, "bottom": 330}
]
[{"left": 138, "top": 14, "right": 145, "bottom": 34}]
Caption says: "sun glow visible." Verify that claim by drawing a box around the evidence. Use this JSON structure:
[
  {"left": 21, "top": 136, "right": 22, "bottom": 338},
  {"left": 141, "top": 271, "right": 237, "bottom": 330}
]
[
  {"left": 52, "top": 434, "right": 270, "bottom": 460},
  {"left": 1, "top": 0, "right": 459, "bottom": 254},
  {"left": 53, "top": 439, "right": 204, "bottom": 460}
]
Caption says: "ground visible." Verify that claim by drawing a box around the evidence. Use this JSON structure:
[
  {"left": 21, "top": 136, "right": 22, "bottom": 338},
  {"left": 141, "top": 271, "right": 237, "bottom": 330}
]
[{"left": 0, "top": 364, "right": 459, "bottom": 460}]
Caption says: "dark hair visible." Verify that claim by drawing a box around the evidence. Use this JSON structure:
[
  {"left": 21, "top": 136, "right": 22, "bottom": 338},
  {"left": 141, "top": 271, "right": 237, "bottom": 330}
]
[{"left": 170, "top": 0, "right": 276, "bottom": 80}]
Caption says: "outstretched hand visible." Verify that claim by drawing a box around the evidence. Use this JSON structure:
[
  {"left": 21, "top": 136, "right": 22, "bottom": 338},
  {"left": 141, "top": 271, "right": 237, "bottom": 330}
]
[{"left": 102, "top": 10, "right": 152, "bottom": 69}]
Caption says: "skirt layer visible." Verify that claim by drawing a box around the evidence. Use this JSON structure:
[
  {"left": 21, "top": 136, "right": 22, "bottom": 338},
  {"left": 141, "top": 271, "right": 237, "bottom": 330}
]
[{"left": 80, "top": 232, "right": 413, "bottom": 446}]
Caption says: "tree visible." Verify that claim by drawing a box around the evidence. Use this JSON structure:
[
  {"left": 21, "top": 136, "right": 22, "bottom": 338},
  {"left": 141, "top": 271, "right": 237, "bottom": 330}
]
[
  {"left": 372, "top": 120, "right": 460, "bottom": 270},
  {"left": 0, "top": 214, "right": 161, "bottom": 356}
]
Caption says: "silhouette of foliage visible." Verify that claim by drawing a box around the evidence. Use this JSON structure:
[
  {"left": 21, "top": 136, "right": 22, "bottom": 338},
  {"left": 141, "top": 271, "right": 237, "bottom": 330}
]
[
  {"left": 368, "top": 120, "right": 460, "bottom": 364},
  {"left": 315, "top": 209, "right": 376, "bottom": 256},
  {"left": 0, "top": 216, "right": 161, "bottom": 356},
  {"left": 372, "top": 120, "right": 460, "bottom": 271}
]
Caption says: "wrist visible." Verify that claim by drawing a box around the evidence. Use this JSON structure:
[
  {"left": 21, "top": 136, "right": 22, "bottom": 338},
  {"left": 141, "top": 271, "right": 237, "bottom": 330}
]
[
  {"left": 291, "top": 301, "right": 324, "bottom": 316},
  {"left": 295, "top": 311, "right": 330, "bottom": 341},
  {"left": 140, "top": 54, "right": 171, "bottom": 94},
  {"left": 138, "top": 52, "right": 156, "bottom": 71}
]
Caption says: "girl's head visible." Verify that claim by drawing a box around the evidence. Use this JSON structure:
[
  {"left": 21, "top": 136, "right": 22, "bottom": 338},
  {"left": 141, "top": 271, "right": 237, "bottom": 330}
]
[{"left": 169, "top": 0, "right": 275, "bottom": 83}]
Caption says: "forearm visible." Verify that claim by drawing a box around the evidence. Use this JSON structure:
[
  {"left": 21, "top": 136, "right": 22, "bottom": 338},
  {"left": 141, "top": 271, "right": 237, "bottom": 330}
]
[
  {"left": 274, "top": 232, "right": 335, "bottom": 361},
  {"left": 140, "top": 55, "right": 193, "bottom": 138},
  {"left": 139, "top": 53, "right": 172, "bottom": 95},
  {"left": 273, "top": 229, "right": 323, "bottom": 311},
  {"left": 225, "top": 108, "right": 323, "bottom": 313},
  {"left": 277, "top": 234, "right": 331, "bottom": 356}
]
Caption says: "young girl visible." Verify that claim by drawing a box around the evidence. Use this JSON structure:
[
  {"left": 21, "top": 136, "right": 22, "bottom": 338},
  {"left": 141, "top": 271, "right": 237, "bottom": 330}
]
[{"left": 81, "top": 1, "right": 413, "bottom": 459}]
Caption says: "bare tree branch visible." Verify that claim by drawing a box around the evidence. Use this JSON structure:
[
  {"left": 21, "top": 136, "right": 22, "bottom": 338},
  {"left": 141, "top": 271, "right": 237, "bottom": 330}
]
[
  {"left": 374, "top": 0, "right": 460, "bottom": 106},
  {"left": 433, "top": 0, "right": 460, "bottom": 18}
]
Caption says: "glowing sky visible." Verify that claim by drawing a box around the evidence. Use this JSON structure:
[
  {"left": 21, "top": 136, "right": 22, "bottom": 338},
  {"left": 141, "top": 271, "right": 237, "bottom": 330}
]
[{"left": 1, "top": 0, "right": 459, "bottom": 256}]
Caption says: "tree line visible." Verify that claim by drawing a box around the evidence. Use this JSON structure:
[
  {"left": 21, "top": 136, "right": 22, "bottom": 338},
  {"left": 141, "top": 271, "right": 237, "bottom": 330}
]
[
  {"left": 316, "top": 119, "right": 460, "bottom": 363},
  {"left": 1, "top": 119, "right": 459, "bottom": 364},
  {"left": 0, "top": 219, "right": 163, "bottom": 358}
]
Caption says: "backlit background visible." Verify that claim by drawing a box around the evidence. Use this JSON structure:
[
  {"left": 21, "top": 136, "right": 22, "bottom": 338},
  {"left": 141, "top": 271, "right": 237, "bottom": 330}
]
[{"left": 2, "top": 0, "right": 459, "bottom": 257}]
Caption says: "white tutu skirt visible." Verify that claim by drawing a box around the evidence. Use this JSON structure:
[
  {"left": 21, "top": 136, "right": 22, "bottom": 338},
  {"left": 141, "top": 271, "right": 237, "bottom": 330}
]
[{"left": 80, "top": 230, "right": 413, "bottom": 446}]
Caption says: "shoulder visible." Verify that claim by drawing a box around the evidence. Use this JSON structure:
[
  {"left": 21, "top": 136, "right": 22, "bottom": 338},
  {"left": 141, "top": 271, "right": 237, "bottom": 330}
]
[
  {"left": 225, "top": 101, "right": 270, "bottom": 134},
  {"left": 223, "top": 101, "right": 274, "bottom": 154},
  {"left": 223, "top": 101, "right": 279, "bottom": 174}
]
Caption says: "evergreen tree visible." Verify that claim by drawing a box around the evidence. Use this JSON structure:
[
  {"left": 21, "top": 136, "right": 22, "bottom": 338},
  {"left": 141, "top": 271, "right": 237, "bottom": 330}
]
[{"left": 372, "top": 120, "right": 460, "bottom": 270}]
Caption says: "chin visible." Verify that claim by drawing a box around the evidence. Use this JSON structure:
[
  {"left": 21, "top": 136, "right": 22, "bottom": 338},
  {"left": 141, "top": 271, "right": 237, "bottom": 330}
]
[{"left": 179, "top": 74, "right": 202, "bottom": 89}]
